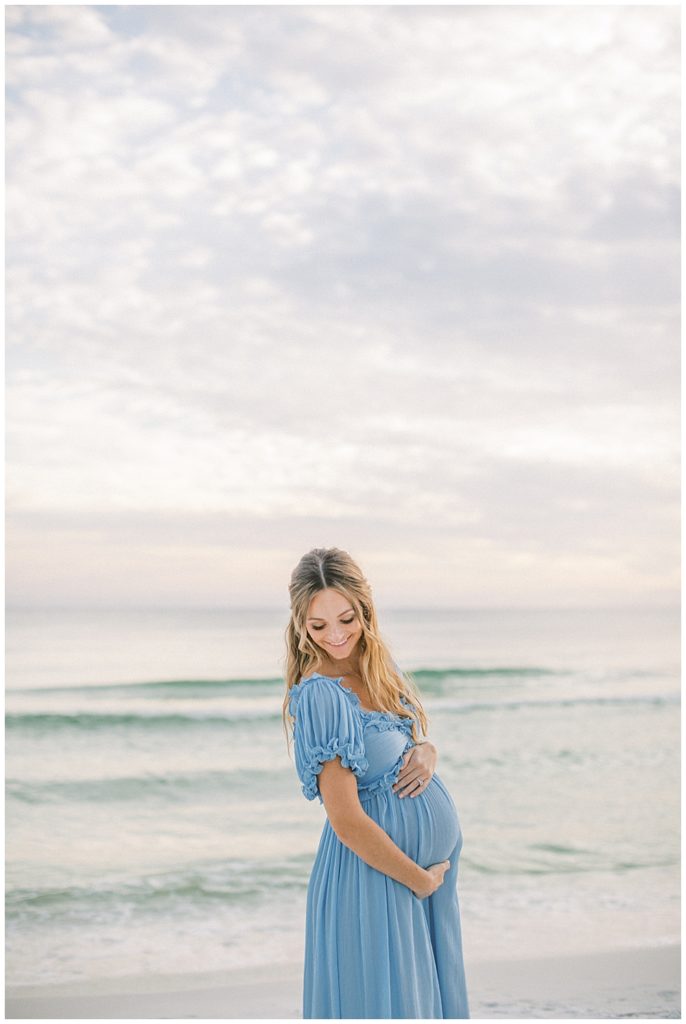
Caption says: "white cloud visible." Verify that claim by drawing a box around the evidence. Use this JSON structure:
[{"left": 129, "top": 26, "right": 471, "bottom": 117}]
[{"left": 5, "top": 4, "right": 679, "bottom": 608}]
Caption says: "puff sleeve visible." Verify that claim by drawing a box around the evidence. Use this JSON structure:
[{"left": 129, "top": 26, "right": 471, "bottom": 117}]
[{"left": 289, "top": 677, "right": 369, "bottom": 804}]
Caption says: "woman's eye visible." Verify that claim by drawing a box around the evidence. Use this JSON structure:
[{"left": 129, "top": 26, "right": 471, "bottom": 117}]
[{"left": 311, "top": 616, "right": 355, "bottom": 632}]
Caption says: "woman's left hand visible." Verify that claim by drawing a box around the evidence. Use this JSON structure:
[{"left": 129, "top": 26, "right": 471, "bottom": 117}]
[{"left": 392, "top": 741, "right": 438, "bottom": 798}]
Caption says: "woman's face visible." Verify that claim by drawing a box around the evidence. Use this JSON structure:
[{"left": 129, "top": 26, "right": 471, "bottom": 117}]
[{"left": 305, "top": 588, "right": 364, "bottom": 661}]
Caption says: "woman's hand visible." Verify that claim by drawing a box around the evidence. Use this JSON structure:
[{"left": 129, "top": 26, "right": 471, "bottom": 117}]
[
  {"left": 392, "top": 741, "right": 438, "bottom": 798},
  {"left": 412, "top": 860, "right": 451, "bottom": 899}
]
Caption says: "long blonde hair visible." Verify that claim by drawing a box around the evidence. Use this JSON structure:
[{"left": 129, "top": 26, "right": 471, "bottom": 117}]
[{"left": 281, "top": 547, "right": 428, "bottom": 753}]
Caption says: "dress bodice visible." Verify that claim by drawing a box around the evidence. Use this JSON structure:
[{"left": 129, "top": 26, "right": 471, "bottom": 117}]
[{"left": 288, "top": 673, "right": 417, "bottom": 804}]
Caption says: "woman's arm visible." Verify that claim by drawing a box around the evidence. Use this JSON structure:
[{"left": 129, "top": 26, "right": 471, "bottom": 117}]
[{"left": 317, "top": 756, "right": 431, "bottom": 894}]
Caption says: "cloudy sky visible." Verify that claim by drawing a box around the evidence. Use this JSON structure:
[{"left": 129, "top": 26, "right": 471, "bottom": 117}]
[{"left": 6, "top": 4, "right": 680, "bottom": 610}]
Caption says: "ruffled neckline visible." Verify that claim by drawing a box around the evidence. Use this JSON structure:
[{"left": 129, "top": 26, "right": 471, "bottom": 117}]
[{"left": 297, "top": 672, "right": 416, "bottom": 724}]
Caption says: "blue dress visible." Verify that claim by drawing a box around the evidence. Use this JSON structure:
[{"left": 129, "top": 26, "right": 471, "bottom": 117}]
[{"left": 289, "top": 673, "right": 470, "bottom": 1019}]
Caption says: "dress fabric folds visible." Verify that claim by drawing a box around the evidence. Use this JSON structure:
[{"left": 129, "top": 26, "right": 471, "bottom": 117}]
[{"left": 289, "top": 673, "right": 470, "bottom": 1019}]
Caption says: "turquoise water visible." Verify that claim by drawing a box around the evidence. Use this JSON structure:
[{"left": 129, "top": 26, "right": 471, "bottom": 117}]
[{"left": 5, "top": 606, "right": 680, "bottom": 987}]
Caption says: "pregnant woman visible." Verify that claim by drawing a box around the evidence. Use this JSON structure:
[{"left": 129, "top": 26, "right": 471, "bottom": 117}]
[{"left": 282, "top": 547, "right": 470, "bottom": 1019}]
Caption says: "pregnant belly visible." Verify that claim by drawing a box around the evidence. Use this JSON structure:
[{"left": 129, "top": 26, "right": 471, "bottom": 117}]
[{"left": 367, "top": 771, "right": 462, "bottom": 868}]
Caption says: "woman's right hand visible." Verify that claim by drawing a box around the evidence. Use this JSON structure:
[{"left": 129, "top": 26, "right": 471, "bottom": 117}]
[{"left": 412, "top": 860, "right": 450, "bottom": 899}]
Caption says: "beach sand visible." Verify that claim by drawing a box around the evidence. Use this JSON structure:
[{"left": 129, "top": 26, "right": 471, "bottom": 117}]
[{"left": 5, "top": 942, "right": 680, "bottom": 1019}]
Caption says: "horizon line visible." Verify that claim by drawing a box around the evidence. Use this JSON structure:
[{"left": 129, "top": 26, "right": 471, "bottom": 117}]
[{"left": 5, "top": 603, "right": 680, "bottom": 614}]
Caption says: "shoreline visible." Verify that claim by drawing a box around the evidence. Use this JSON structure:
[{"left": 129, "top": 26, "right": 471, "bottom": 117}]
[{"left": 5, "top": 942, "right": 680, "bottom": 1019}]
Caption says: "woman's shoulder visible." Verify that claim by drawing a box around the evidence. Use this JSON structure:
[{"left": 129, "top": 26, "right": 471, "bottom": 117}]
[
  {"left": 294, "top": 671, "right": 342, "bottom": 692},
  {"left": 287, "top": 672, "right": 344, "bottom": 716}
]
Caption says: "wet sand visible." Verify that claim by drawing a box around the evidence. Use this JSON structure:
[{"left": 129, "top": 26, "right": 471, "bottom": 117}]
[{"left": 5, "top": 941, "right": 680, "bottom": 1018}]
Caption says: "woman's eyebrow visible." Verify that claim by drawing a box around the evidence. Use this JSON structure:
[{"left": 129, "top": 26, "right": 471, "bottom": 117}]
[{"left": 307, "top": 607, "right": 354, "bottom": 622}]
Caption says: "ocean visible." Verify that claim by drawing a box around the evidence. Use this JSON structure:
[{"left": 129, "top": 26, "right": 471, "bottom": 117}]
[{"left": 5, "top": 605, "right": 680, "bottom": 991}]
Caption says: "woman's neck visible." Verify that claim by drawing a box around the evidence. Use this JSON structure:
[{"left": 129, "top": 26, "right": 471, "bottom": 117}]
[{"left": 315, "top": 654, "right": 361, "bottom": 678}]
